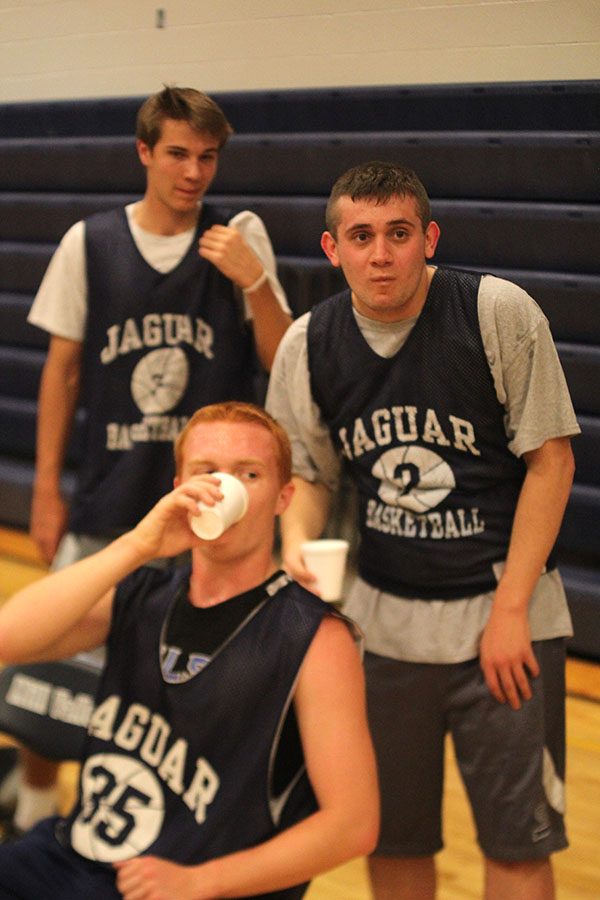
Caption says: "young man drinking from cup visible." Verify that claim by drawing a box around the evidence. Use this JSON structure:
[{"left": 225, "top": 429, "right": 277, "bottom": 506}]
[{"left": 0, "top": 402, "right": 378, "bottom": 899}]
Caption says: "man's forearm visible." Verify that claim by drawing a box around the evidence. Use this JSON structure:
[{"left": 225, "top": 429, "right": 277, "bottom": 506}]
[
  {"left": 278, "top": 477, "right": 333, "bottom": 588},
  {"left": 495, "top": 436, "right": 575, "bottom": 610},
  {"left": 480, "top": 437, "right": 576, "bottom": 708},
  {"left": 116, "top": 798, "right": 376, "bottom": 900},
  {"left": 280, "top": 476, "right": 332, "bottom": 549},
  {"left": 245, "top": 278, "right": 292, "bottom": 371},
  {"left": 0, "top": 533, "right": 145, "bottom": 663},
  {"left": 33, "top": 337, "right": 81, "bottom": 494},
  {"left": 30, "top": 337, "right": 83, "bottom": 561},
  {"left": 192, "top": 805, "right": 375, "bottom": 898}
]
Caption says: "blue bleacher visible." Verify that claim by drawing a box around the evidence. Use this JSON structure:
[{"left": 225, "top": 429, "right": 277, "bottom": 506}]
[{"left": 0, "top": 80, "right": 598, "bottom": 657}]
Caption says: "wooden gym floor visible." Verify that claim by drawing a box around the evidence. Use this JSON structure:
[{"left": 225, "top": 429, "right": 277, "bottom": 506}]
[{"left": 0, "top": 527, "right": 599, "bottom": 899}]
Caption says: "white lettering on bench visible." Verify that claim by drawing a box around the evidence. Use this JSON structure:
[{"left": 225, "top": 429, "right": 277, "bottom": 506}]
[{"left": 5, "top": 674, "right": 95, "bottom": 727}]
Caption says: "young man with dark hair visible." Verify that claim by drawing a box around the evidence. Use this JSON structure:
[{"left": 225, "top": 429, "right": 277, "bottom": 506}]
[
  {"left": 135, "top": 85, "right": 234, "bottom": 150},
  {"left": 30, "top": 85, "right": 291, "bottom": 568},
  {"left": 0, "top": 402, "right": 379, "bottom": 899},
  {"left": 267, "top": 161, "right": 579, "bottom": 900}
]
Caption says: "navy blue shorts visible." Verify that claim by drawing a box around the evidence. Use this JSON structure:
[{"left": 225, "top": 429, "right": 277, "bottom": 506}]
[{"left": 0, "top": 818, "right": 119, "bottom": 899}]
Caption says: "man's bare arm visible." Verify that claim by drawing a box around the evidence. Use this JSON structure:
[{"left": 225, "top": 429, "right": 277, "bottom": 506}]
[
  {"left": 0, "top": 476, "right": 223, "bottom": 664},
  {"left": 279, "top": 476, "right": 333, "bottom": 590},
  {"left": 30, "top": 335, "right": 82, "bottom": 563},
  {"left": 480, "top": 436, "right": 575, "bottom": 709},
  {"left": 198, "top": 224, "right": 291, "bottom": 370}
]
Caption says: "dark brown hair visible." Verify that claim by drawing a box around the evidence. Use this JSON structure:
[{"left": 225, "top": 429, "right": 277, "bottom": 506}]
[
  {"left": 136, "top": 85, "right": 233, "bottom": 149},
  {"left": 326, "top": 161, "right": 431, "bottom": 236}
]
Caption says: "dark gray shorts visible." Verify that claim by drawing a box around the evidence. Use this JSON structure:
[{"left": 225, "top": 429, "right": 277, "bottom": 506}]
[{"left": 365, "top": 639, "right": 568, "bottom": 860}]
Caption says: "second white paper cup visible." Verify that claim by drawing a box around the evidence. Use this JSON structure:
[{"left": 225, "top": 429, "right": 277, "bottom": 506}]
[
  {"left": 300, "top": 539, "right": 350, "bottom": 601},
  {"left": 189, "top": 472, "right": 249, "bottom": 540}
]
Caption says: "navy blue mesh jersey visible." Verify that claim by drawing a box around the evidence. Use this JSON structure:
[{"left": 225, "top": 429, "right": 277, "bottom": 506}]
[
  {"left": 70, "top": 203, "right": 254, "bottom": 536},
  {"left": 59, "top": 566, "right": 340, "bottom": 899},
  {"left": 307, "top": 268, "right": 536, "bottom": 599}
]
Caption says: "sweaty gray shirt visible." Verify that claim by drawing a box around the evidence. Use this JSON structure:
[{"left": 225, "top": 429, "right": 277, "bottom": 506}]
[{"left": 266, "top": 272, "right": 580, "bottom": 663}]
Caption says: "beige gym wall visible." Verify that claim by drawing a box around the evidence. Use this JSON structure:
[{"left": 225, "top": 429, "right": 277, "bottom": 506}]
[{"left": 0, "top": 0, "right": 598, "bottom": 103}]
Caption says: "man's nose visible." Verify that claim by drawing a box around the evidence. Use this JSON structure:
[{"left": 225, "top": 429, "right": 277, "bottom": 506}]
[
  {"left": 371, "top": 236, "right": 392, "bottom": 264},
  {"left": 184, "top": 159, "right": 202, "bottom": 181}
]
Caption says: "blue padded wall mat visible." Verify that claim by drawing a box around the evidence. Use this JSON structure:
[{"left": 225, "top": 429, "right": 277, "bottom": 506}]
[
  {"left": 572, "top": 417, "right": 600, "bottom": 486},
  {"left": 559, "top": 485, "right": 600, "bottom": 559},
  {"left": 0, "top": 397, "right": 37, "bottom": 457},
  {"left": 0, "top": 132, "right": 598, "bottom": 202},
  {"left": 0, "top": 244, "right": 54, "bottom": 293},
  {"left": 0, "top": 293, "right": 48, "bottom": 348},
  {"left": 1, "top": 346, "right": 44, "bottom": 400},
  {"left": 215, "top": 133, "right": 600, "bottom": 201},
  {"left": 1, "top": 81, "right": 597, "bottom": 137},
  {"left": 558, "top": 344, "right": 600, "bottom": 417},
  {"left": 0, "top": 398, "right": 84, "bottom": 464},
  {"left": 0, "top": 193, "right": 140, "bottom": 242},
  {"left": 0, "top": 136, "right": 143, "bottom": 193},
  {"left": 562, "top": 566, "right": 600, "bottom": 659},
  {"left": 1, "top": 193, "right": 598, "bottom": 276},
  {"left": 0, "top": 458, "right": 75, "bottom": 530}
]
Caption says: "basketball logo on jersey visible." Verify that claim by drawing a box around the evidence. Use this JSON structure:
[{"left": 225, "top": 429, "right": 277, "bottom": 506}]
[
  {"left": 366, "top": 444, "right": 485, "bottom": 540},
  {"left": 70, "top": 753, "right": 165, "bottom": 862},
  {"left": 131, "top": 347, "right": 189, "bottom": 414},
  {"left": 101, "top": 312, "right": 216, "bottom": 450},
  {"left": 371, "top": 446, "right": 455, "bottom": 514}
]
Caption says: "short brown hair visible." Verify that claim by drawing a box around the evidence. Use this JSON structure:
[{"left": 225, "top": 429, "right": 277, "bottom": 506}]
[
  {"left": 136, "top": 85, "right": 233, "bottom": 149},
  {"left": 174, "top": 402, "right": 292, "bottom": 485},
  {"left": 325, "top": 161, "right": 432, "bottom": 237}
]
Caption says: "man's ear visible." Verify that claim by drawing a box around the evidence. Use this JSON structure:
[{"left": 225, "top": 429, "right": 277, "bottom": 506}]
[
  {"left": 424, "top": 221, "right": 441, "bottom": 259},
  {"left": 321, "top": 231, "right": 341, "bottom": 268},
  {"left": 275, "top": 480, "right": 295, "bottom": 516},
  {"left": 136, "top": 139, "right": 151, "bottom": 168},
  {"left": 173, "top": 476, "right": 181, "bottom": 488}
]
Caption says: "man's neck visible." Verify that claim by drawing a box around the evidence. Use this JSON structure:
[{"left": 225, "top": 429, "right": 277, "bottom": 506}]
[
  {"left": 134, "top": 197, "right": 199, "bottom": 236},
  {"left": 188, "top": 550, "right": 279, "bottom": 608}
]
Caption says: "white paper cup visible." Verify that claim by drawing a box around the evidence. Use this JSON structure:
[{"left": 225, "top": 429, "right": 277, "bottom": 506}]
[
  {"left": 300, "top": 539, "right": 350, "bottom": 601},
  {"left": 189, "top": 472, "right": 249, "bottom": 540}
]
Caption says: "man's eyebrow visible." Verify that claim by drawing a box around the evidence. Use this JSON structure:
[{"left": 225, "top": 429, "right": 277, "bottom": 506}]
[
  {"left": 232, "top": 457, "right": 266, "bottom": 467},
  {"left": 345, "top": 217, "right": 415, "bottom": 233},
  {"left": 387, "top": 218, "right": 415, "bottom": 227},
  {"left": 165, "top": 143, "right": 219, "bottom": 154},
  {"left": 345, "top": 222, "right": 372, "bottom": 232},
  {"left": 187, "top": 457, "right": 266, "bottom": 468}
]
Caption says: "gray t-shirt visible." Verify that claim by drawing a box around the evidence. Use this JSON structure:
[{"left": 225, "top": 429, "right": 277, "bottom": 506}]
[{"left": 266, "top": 271, "right": 580, "bottom": 663}]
